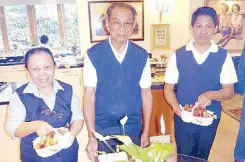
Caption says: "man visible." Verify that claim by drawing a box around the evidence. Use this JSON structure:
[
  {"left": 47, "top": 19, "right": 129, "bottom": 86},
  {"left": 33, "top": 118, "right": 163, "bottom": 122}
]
[
  {"left": 83, "top": 2, "right": 152, "bottom": 161},
  {"left": 164, "top": 7, "right": 237, "bottom": 160}
]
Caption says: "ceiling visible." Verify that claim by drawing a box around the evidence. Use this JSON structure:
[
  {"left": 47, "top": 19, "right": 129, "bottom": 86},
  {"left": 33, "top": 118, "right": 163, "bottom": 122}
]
[{"left": 0, "top": 0, "right": 76, "bottom": 6}]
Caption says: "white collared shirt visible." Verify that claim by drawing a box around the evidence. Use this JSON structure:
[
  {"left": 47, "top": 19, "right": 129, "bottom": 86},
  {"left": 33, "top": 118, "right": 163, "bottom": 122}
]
[
  {"left": 109, "top": 37, "right": 128, "bottom": 63},
  {"left": 164, "top": 40, "right": 238, "bottom": 84},
  {"left": 83, "top": 37, "right": 151, "bottom": 88},
  {"left": 6, "top": 80, "right": 83, "bottom": 139}
]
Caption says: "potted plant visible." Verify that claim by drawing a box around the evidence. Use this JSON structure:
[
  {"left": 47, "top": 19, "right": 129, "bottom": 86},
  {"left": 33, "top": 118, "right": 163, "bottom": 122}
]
[{"left": 95, "top": 116, "right": 175, "bottom": 162}]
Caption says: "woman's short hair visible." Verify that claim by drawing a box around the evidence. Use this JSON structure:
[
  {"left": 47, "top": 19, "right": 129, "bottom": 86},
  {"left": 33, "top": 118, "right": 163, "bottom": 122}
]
[
  {"left": 24, "top": 47, "right": 55, "bottom": 69},
  {"left": 232, "top": 3, "right": 241, "bottom": 12},
  {"left": 191, "top": 6, "right": 218, "bottom": 27},
  {"left": 106, "top": 2, "right": 137, "bottom": 21},
  {"left": 221, "top": 3, "right": 229, "bottom": 12}
]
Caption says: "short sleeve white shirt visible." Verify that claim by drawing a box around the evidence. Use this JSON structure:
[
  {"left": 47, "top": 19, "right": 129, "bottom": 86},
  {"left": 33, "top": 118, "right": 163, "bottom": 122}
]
[
  {"left": 83, "top": 37, "right": 151, "bottom": 88},
  {"left": 164, "top": 40, "right": 238, "bottom": 84},
  {"left": 6, "top": 80, "right": 83, "bottom": 139}
]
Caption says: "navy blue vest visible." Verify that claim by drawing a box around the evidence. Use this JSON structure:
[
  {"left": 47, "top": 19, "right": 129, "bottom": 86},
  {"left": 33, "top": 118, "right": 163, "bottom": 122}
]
[
  {"left": 16, "top": 80, "right": 78, "bottom": 162},
  {"left": 87, "top": 39, "right": 148, "bottom": 136},
  {"left": 176, "top": 46, "right": 227, "bottom": 118}
]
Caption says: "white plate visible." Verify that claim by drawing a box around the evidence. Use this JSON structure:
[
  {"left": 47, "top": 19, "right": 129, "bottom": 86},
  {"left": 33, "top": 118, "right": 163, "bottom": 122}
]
[
  {"left": 32, "top": 127, "right": 70, "bottom": 157},
  {"left": 33, "top": 136, "right": 61, "bottom": 157},
  {"left": 181, "top": 109, "right": 215, "bottom": 126}
]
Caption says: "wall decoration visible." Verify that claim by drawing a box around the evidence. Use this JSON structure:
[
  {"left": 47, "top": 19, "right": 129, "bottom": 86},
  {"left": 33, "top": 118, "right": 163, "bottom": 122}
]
[
  {"left": 151, "top": 24, "right": 170, "bottom": 50},
  {"left": 205, "top": 0, "right": 245, "bottom": 53},
  {"left": 88, "top": 1, "right": 144, "bottom": 43}
]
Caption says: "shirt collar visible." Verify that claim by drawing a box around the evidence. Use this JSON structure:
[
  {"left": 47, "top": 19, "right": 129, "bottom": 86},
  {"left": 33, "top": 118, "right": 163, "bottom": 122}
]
[
  {"left": 108, "top": 36, "right": 128, "bottom": 55},
  {"left": 23, "top": 79, "right": 64, "bottom": 97},
  {"left": 186, "top": 40, "right": 218, "bottom": 53}
]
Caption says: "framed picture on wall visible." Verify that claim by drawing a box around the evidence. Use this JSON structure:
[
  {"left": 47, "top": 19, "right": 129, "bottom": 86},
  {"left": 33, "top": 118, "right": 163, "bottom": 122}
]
[
  {"left": 205, "top": 0, "right": 245, "bottom": 53},
  {"left": 151, "top": 24, "right": 170, "bottom": 50},
  {"left": 88, "top": 1, "right": 144, "bottom": 43}
]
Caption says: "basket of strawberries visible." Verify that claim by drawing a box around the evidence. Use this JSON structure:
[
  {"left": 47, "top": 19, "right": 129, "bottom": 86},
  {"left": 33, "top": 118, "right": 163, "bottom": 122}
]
[
  {"left": 33, "top": 127, "right": 74, "bottom": 157},
  {"left": 181, "top": 104, "right": 217, "bottom": 126}
]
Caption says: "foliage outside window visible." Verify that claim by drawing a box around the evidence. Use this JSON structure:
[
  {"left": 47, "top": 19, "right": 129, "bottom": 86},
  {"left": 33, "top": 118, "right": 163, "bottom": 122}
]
[
  {"left": 64, "top": 4, "right": 79, "bottom": 47},
  {"left": 5, "top": 5, "right": 30, "bottom": 54},
  {"left": 0, "top": 27, "right": 4, "bottom": 56},
  {"left": 35, "top": 5, "right": 59, "bottom": 48},
  {"left": 1, "top": 4, "right": 80, "bottom": 54}
]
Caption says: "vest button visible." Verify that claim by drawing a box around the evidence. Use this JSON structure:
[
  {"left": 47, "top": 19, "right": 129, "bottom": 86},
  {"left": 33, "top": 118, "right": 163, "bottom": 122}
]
[{"left": 57, "top": 153, "right": 60, "bottom": 157}]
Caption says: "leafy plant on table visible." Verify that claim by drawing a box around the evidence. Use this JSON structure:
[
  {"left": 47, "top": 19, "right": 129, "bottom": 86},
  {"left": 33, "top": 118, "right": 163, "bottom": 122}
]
[
  {"left": 94, "top": 115, "right": 174, "bottom": 162},
  {"left": 116, "top": 141, "right": 174, "bottom": 162}
]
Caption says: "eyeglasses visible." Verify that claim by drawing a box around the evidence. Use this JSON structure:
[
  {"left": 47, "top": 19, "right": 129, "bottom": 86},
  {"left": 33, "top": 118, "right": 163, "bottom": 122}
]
[{"left": 111, "top": 20, "right": 134, "bottom": 29}]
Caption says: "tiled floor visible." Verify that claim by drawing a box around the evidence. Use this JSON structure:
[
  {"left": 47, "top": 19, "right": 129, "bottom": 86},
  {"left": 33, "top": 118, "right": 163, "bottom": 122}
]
[{"left": 209, "top": 94, "right": 243, "bottom": 162}]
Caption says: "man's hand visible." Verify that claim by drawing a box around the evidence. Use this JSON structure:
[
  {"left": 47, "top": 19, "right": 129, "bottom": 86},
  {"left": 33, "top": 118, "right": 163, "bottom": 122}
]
[
  {"left": 141, "top": 132, "right": 150, "bottom": 148},
  {"left": 198, "top": 91, "right": 212, "bottom": 108},
  {"left": 86, "top": 138, "right": 98, "bottom": 162}
]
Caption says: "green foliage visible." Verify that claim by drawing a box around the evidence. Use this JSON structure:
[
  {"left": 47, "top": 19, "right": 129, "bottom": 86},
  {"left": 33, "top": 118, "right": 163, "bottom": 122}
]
[
  {"left": 96, "top": 134, "right": 174, "bottom": 162},
  {"left": 3, "top": 4, "right": 79, "bottom": 49},
  {"left": 64, "top": 4, "right": 79, "bottom": 46},
  {"left": 118, "top": 144, "right": 150, "bottom": 161},
  {"left": 5, "top": 5, "right": 30, "bottom": 47},
  {"left": 117, "top": 142, "right": 174, "bottom": 162}
]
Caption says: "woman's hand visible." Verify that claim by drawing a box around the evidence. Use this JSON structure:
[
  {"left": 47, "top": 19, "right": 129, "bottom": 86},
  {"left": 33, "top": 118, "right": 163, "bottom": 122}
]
[
  {"left": 86, "top": 137, "right": 98, "bottom": 162},
  {"left": 34, "top": 121, "right": 53, "bottom": 137}
]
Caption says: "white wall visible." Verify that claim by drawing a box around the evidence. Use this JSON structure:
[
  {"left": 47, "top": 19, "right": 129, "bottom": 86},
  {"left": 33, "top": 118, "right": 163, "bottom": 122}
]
[{"left": 77, "top": 0, "right": 205, "bottom": 59}]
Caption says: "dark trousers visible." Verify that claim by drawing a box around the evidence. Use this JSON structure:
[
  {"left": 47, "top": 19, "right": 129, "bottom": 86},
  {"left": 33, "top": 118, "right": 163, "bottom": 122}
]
[
  {"left": 174, "top": 114, "right": 220, "bottom": 160},
  {"left": 98, "top": 131, "right": 141, "bottom": 153}
]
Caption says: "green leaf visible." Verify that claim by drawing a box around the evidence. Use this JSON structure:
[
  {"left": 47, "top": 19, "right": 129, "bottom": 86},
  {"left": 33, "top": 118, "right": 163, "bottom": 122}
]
[
  {"left": 143, "top": 142, "right": 175, "bottom": 162},
  {"left": 117, "top": 144, "right": 150, "bottom": 162}
]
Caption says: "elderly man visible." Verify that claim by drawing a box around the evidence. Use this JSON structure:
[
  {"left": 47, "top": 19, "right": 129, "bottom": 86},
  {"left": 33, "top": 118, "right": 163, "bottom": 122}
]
[{"left": 83, "top": 2, "right": 152, "bottom": 162}]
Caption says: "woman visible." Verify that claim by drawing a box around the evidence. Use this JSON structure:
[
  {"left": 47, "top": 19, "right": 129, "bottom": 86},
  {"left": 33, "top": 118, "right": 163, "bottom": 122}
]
[
  {"left": 216, "top": 3, "right": 231, "bottom": 45},
  {"left": 235, "top": 47, "right": 245, "bottom": 162},
  {"left": 220, "top": 3, "right": 244, "bottom": 47},
  {"left": 5, "top": 47, "right": 84, "bottom": 162}
]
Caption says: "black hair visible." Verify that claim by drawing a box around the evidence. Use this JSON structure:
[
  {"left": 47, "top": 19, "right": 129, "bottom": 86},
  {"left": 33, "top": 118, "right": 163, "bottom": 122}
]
[
  {"left": 106, "top": 2, "right": 137, "bottom": 21},
  {"left": 24, "top": 47, "right": 55, "bottom": 69},
  {"left": 232, "top": 3, "right": 241, "bottom": 13},
  {"left": 191, "top": 6, "right": 218, "bottom": 27},
  {"left": 40, "top": 35, "right": 49, "bottom": 44}
]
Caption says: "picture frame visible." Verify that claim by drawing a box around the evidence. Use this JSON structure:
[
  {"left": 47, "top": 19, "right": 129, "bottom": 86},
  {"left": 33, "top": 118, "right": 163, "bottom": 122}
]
[
  {"left": 88, "top": 1, "right": 144, "bottom": 43},
  {"left": 151, "top": 24, "right": 170, "bottom": 50},
  {"left": 205, "top": 0, "right": 245, "bottom": 53}
]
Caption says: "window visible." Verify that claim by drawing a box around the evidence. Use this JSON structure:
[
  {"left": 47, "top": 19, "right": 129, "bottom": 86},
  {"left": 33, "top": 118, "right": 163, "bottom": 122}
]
[
  {"left": 64, "top": 4, "right": 79, "bottom": 46},
  {"left": 0, "top": 26, "right": 4, "bottom": 56},
  {"left": 5, "top": 5, "right": 30, "bottom": 53},
  {"left": 35, "top": 5, "right": 59, "bottom": 48}
]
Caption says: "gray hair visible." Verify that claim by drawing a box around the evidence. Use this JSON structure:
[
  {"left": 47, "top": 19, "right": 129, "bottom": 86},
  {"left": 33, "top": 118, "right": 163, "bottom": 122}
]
[{"left": 106, "top": 2, "right": 137, "bottom": 21}]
